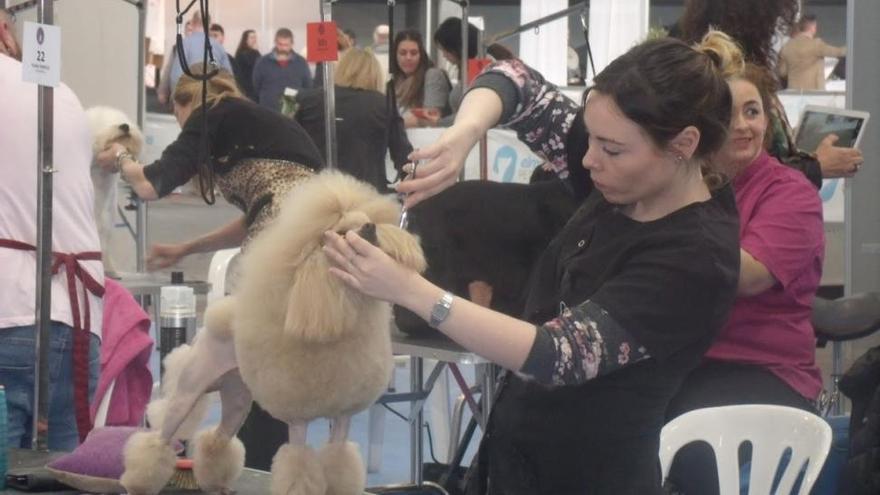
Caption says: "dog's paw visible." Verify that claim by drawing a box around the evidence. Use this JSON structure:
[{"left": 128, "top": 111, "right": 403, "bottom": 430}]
[
  {"left": 120, "top": 431, "right": 176, "bottom": 495},
  {"left": 318, "top": 441, "right": 366, "bottom": 495},
  {"left": 192, "top": 428, "right": 246, "bottom": 492},
  {"left": 270, "top": 444, "right": 327, "bottom": 495}
]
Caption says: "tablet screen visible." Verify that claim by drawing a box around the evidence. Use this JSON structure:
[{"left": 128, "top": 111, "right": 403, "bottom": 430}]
[{"left": 795, "top": 110, "right": 866, "bottom": 152}]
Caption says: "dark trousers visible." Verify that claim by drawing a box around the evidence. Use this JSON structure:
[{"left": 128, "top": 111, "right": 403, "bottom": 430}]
[
  {"left": 237, "top": 402, "right": 288, "bottom": 471},
  {"left": 664, "top": 361, "right": 817, "bottom": 495}
]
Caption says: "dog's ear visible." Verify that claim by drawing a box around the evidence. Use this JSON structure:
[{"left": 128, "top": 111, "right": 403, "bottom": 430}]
[
  {"left": 376, "top": 224, "right": 427, "bottom": 274},
  {"left": 283, "top": 248, "right": 358, "bottom": 343}
]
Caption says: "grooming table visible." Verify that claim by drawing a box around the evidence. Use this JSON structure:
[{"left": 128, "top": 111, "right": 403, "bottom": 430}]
[
  {"left": 2, "top": 448, "right": 272, "bottom": 493},
  {"left": 384, "top": 332, "right": 499, "bottom": 484}
]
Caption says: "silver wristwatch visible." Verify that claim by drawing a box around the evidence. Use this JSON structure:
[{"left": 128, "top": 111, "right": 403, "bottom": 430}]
[
  {"left": 429, "top": 291, "right": 454, "bottom": 328},
  {"left": 114, "top": 149, "right": 133, "bottom": 173}
]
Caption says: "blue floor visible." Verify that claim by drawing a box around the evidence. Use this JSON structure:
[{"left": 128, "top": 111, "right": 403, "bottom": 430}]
[{"left": 148, "top": 324, "right": 481, "bottom": 487}]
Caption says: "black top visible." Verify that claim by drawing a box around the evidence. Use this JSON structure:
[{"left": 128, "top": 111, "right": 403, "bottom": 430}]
[
  {"left": 294, "top": 86, "right": 413, "bottom": 193},
  {"left": 472, "top": 187, "right": 741, "bottom": 495},
  {"left": 235, "top": 49, "right": 260, "bottom": 101},
  {"left": 143, "top": 97, "right": 323, "bottom": 198}
]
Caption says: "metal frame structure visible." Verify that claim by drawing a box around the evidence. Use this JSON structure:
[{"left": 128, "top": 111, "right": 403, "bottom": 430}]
[{"left": 320, "top": 0, "right": 338, "bottom": 169}]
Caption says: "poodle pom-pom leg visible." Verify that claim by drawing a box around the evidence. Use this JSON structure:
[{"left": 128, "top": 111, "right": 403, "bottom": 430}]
[
  {"left": 120, "top": 431, "right": 176, "bottom": 495},
  {"left": 318, "top": 441, "right": 366, "bottom": 495},
  {"left": 192, "top": 428, "right": 246, "bottom": 493},
  {"left": 270, "top": 444, "right": 327, "bottom": 495}
]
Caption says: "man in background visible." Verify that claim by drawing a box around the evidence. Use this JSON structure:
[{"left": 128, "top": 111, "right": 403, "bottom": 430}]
[
  {"left": 778, "top": 14, "right": 846, "bottom": 90},
  {"left": 0, "top": 8, "right": 103, "bottom": 450},
  {"left": 159, "top": 12, "right": 233, "bottom": 105},
  {"left": 209, "top": 23, "right": 238, "bottom": 77},
  {"left": 252, "top": 28, "right": 313, "bottom": 112}
]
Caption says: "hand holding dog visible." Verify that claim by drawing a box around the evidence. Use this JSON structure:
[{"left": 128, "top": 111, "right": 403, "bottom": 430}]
[
  {"left": 95, "top": 142, "right": 128, "bottom": 173},
  {"left": 323, "top": 230, "right": 419, "bottom": 305}
]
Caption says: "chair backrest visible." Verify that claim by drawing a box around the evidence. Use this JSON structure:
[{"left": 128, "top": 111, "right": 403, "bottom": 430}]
[
  {"left": 659, "top": 405, "right": 832, "bottom": 495},
  {"left": 812, "top": 292, "right": 880, "bottom": 342},
  {"left": 207, "top": 247, "right": 242, "bottom": 304}
]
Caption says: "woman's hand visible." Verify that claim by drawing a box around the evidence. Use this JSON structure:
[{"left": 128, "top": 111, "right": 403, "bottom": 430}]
[
  {"left": 322, "top": 230, "right": 418, "bottom": 305},
  {"left": 396, "top": 125, "right": 478, "bottom": 208},
  {"left": 95, "top": 142, "right": 128, "bottom": 173},
  {"left": 816, "top": 134, "right": 864, "bottom": 178},
  {"left": 147, "top": 243, "right": 190, "bottom": 271}
]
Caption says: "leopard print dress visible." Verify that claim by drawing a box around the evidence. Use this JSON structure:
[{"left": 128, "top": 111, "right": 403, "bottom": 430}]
[{"left": 214, "top": 158, "right": 314, "bottom": 250}]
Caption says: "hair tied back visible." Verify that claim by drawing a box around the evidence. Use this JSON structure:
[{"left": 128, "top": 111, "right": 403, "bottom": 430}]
[{"left": 696, "top": 29, "right": 745, "bottom": 80}]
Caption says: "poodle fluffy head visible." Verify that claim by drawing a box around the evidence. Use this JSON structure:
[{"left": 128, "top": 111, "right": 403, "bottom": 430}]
[
  {"left": 85, "top": 106, "right": 144, "bottom": 158},
  {"left": 241, "top": 170, "right": 427, "bottom": 344}
]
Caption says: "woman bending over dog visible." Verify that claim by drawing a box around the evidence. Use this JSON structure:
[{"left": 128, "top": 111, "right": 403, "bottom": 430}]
[{"left": 95, "top": 65, "right": 323, "bottom": 269}]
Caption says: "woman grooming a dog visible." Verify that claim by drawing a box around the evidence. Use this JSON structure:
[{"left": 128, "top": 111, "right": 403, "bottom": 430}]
[
  {"left": 325, "top": 33, "right": 742, "bottom": 494},
  {"left": 95, "top": 65, "right": 323, "bottom": 270}
]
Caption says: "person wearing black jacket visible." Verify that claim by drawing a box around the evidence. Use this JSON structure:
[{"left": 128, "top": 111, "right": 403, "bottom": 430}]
[
  {"left": 234, "top": 29, "right": 261, "bottom": 101},
  {"left": 95, "top": 66, "right": 323, "bottom": 268},
  {"left": 294, "top": 48, "right": 412, "bottom": 193}
]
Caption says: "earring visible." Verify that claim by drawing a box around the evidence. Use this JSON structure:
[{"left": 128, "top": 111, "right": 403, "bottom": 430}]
[{"left": 675, "top": 154, "right": 685, "bottom": 163}]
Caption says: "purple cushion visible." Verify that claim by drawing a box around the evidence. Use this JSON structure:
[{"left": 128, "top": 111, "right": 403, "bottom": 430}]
[
  {"left": 48, "top": 426, "right": 141, "bottom": 479},
  {"left": 46, "top": 426, "right": 143, "bottom": 493}
]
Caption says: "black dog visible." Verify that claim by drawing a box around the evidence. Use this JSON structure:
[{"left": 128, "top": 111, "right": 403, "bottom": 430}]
[{"left": 396, "top": 175, "right": 581, "bottom": 338}]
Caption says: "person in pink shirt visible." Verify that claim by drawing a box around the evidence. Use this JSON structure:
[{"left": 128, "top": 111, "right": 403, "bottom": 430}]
[{"left": 665, "top": 63, "right": 825, "bottom": 494}]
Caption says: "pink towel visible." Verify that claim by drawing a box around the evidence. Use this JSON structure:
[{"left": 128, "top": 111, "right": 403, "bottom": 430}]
[{"left": 90, "top": 278, "right": 154, "bottom": 426}]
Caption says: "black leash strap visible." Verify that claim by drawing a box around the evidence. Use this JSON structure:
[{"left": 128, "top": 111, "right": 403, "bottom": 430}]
[{"left": 175, "top": 0, "right": 218, "bottom": 204}]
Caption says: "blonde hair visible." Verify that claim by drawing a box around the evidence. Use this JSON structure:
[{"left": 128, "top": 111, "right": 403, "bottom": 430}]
[
  {"left": 173, "top": 63, "right": 243, "bottom": 110},
  {"left": 695, "top": 30, "right": 745, "bottom": 80},
  {"left": 336, "top": 48, "right": 385, "bottom": 93}
]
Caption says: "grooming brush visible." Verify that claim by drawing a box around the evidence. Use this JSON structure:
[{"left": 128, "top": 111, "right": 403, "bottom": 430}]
[{"left": 166, "top": 458, "right": 200, "bottom": 490}]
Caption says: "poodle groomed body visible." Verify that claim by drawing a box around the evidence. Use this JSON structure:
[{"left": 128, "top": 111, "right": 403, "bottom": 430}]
[{"left": 121, "top": 171, "right": 426, "bottom": 495}]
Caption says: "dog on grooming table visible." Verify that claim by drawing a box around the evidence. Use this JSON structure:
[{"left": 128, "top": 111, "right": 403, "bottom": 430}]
[{"left": 120, "top": 171, "right": 426, "bottom": 495}]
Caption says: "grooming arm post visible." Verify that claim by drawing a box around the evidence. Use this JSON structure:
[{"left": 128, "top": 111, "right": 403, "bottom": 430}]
[
  {"left": 320, "top": 0, "right": 337, "bottom": 169},
  {"left": 32, "top": 0, "right": 55, "bottom": 452}
]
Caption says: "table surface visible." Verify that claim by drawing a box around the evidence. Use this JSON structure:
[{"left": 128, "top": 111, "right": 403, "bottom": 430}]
[
  {"left": 1, "top": 448, "right": 272, "bottom": 494},
  {"left": 114, "top": 271, "right": 211, "bottom": 296},
  {"left": 2, "top": 448, "right": 409, "bottom": 494},
  {"left": 391, "top": 331, "right": 488, "bottom": 365}
]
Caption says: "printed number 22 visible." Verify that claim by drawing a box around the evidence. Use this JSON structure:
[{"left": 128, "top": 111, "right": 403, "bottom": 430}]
[{"left": 36, "top": 51, "right": 46, "bottom": 62}]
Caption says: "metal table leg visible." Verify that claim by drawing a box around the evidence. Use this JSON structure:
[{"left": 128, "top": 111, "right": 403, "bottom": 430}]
[{"left": 410, "top": 356, "right": 424, "bottom": 484}]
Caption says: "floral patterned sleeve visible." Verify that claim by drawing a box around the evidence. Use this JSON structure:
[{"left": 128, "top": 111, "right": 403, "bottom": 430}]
[
  {"left": 518, "top": 300, "right": 651, "bottom": 386},
  {"left": 469, "top": 59, "right": 580, "bottom": 179}
]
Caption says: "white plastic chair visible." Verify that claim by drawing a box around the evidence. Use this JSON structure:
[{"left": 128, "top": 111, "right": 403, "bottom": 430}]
[
  {"left": 207, "top": 247, "right": 242, "bottom": 303},
  {"left": 659, "top": 405, "right": 832, "bottom": 495}
]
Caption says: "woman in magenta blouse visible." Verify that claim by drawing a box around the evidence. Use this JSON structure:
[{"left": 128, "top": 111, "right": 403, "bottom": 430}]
[{"left": 666, "top": 63, "right": 826, "bottom": 494}]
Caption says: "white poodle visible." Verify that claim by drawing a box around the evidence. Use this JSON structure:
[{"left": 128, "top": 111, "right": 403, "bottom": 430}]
[
  {"left": 121, "top": 171, "right": 427, "bottom": 495},
  {"left": 85, "top": 106, "right": 144, "bottom": 276}
]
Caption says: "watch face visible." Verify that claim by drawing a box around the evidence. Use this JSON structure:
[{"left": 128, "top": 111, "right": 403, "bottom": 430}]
[{"left": 430, "top": 293, "right": 453, "bottom": 327}]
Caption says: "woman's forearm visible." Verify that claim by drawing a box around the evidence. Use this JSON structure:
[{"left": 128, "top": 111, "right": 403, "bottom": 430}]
[
  {"left": 183, "top": 216, "right": 248, "bottom": 255},
  {"left": 118, "top": 157, "right": 160, "bottom": 200},
  {"left": 450, "top": 87, "right": 504, "bottom": 140},
  {"left": 398, "top": 274, "right": 537, "bottom": 372},
  {"left": 738, "top": 248, "right": 776, "bottom": 296}
]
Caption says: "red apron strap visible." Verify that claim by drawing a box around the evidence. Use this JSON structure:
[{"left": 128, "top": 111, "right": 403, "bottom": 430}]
[{"left": 0, "top": 238, "right": 104, "bottom": 442}]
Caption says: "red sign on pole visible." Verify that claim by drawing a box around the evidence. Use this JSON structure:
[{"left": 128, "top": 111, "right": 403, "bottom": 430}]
[
  {"left": 307, "top": 21, "right": 338, "bottom": 63},
  {"left": 467, "top": 58, "right": 492, "bottom": 85}
]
